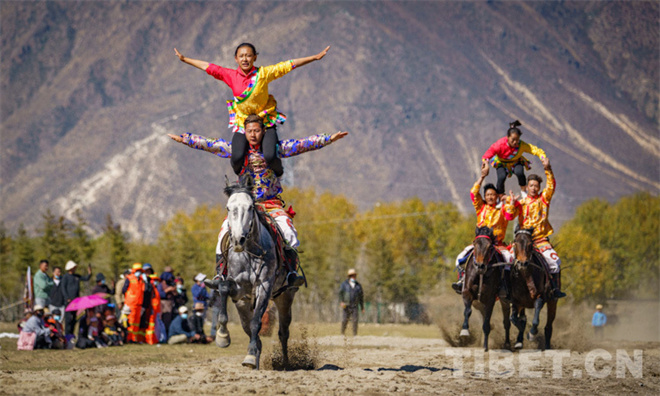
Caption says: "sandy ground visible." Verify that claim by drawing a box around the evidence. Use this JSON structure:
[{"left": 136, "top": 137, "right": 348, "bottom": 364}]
[
  {"left": 1, "top": 323, "right": 658, "bottom": 395},
  {"left": 2, "top": 299, "right": 658, "bottom": 394}
]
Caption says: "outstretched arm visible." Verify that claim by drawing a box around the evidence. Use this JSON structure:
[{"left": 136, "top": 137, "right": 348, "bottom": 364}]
[
  {"left": 291, "top": 46, "right": 330, "bottom": 68},
  {"left": 279, "top": 131, "right": 348, "bottom": 158},
  {"left": 168, "top": 133, "right": 232, "bottom": 158},
  {"left": 174, "top": 48, "right": 210, "bottom": 71}
]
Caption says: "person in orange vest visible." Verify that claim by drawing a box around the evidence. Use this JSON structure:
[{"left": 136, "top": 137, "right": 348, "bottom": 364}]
[
  {"left": 145, "top": 273, "right": 162, "bottom": 345},
  {"left": 122, "top": 263, "right": 146, "bottom": 343}
]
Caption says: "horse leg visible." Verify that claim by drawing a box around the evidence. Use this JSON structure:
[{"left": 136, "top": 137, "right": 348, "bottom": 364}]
[
  {"left": 482, "top": 297, "right": 496, "bottom": 352},
  {"left": 241, "top": 290, "right": 271, "bottom": 370},
  {"left": 500, "top": 299, "right": 511, "bottom": 350},
  {"left": 544, "top": 300, "right": 557, "bottom": 350},
  {"left": 274, "top": 289, "right": 295, "bottom": 370},
  {"left": 527, "top": 297, "right": 544, "bottom": 343},
  {"left": 215, "top": 281, "right": 234, "bottom": 348},
  {"left": 460, "top": 293, "right": 472, "bottom": 338},
  {"left": 511, "top": 305, "right": 526, "bottom": 349}
]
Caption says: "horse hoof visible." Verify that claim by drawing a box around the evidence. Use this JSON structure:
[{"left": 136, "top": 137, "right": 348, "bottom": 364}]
[
  {"left": 514, "top": 342, "right": 523, "bottom": 349},
  {"left": 460, "top": 329, "right": 470, "bottom": 337},
  {"left": 503, "top": 342, "right": 511, "bottom": 350},
  {"left": 526, "top": 332, "right": 536, "bottom": 342},
  {"left": 242, "top": 354, "right": 257, "bottom": 369},
  {"left": 215, "top": 333, "right": 231, "bottom": 348}
]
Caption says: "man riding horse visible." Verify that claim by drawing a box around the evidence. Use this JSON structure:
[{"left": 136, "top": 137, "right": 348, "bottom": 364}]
[
  {"left": 452, "top": 161, "right": 514, "bottom": 293},
  {"left": 169, "top": 114, "right": 348, "bottom": 288},
  {"left": 504, "top": 157, "right": 566, "bottom": 299}
]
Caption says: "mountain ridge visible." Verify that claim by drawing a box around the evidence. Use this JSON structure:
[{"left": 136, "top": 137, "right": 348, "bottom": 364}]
[{"left": 1, "top": 1, "right": 658, "bottom": 240}]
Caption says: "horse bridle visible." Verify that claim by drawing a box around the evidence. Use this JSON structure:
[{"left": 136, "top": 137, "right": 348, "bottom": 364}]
[
  {"left": 227, "top": 196, "right": 266, "bottom": 259},
  {"left": 472, "top": 235, "right": 496, "bottom": 273}
]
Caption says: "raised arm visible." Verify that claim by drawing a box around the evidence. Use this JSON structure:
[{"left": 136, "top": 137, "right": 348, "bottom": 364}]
[
  {"left": 279, "top": 131, "right": 348, "bottom": 158},
  {"left": 470, "top": 162, "right": 489, "bottom": 213},
  {"left": 168, "top": 133, "right": 232, "bottom": 158},
  {"left": 291, "top": 46, "right": 330, "bottom": 68},
  {"left": 503, "top": 190, "right": 521, "bottom": 221},
  {"left": 541, "top": 157, "right": 555, "bottom": 203},
  {"left": 174, "top": 48, "right": 210, "bottom": 71}
]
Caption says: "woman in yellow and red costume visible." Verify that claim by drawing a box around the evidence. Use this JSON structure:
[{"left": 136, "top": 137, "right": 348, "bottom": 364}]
[
  {"left": 174, "top": 43, "right": 330, "bottom": 178},
  {"left": 483, "top": 120, "right": 547, "bottom": 196}
]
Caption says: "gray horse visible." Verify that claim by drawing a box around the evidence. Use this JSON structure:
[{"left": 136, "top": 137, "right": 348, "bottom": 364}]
[{"left": 213, "top": 177, "right": 298, "bottom": 370}]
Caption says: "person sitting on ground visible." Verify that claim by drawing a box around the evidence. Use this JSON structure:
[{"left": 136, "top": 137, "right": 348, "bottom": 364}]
[
  {"left": 168, "top": 306, "right": 200, "bottom": 345},
  {"left": 75, "top": 308, "right": 97, "bottom": 349},
  {"left": 103, "top": 315, "right": 124, "bottom": 346},
  {"left": 504, "top": 157, "right": 565, "bottom": 299},
  {"left": 44, "top": 309, "right": 66, "bottom": 349},
  {"left": 482, "top": 120, "right": 547, "bottom": 196},
  {"left": 87, "top": 317, "right": 107, "bottom": 348},
  {"left": 174, "top": 43, "right": 330, "bottom": 177},
  {"left": 452, "top": 162, "right": 515, "bottom": 293},
  {"left": 189, "top": 302, "right": 213, "bottom": 344},
  {"left": 20, "top": 305, "right": 52, "bottom": 349},
  {"left": 169, "top": 114, "right": 348, "bottom": 288}
]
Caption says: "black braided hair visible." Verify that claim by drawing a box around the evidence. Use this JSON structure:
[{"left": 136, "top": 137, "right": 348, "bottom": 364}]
[{"left": 507, "top": 120, "right": 522, "bottom": 137}]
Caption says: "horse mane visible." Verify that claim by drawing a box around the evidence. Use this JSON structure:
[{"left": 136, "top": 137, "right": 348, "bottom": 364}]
[
  {"left": 514, "top": 223, "right": 534, "bottom": 237},
  {"left": 475, "top": 226, "right": 495, "bottom": 241},
  {"left": 224, "top": 173, "right": 254, "bottom": 198}
]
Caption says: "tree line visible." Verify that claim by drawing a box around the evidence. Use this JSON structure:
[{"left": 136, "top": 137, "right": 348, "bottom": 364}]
[{"left": 1, "top": 190, "right": 657, "bottom": 311}]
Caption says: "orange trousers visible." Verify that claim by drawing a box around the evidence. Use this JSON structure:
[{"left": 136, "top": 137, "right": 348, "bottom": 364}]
[
  {"left": 126, "top": 307, "right": 144, "bottom": 343},
  {"left": 145, "top": 312, "right": 158, "bottom": 345}
]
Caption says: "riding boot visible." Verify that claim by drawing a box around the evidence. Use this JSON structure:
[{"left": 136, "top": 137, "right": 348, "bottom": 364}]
[
  {"left": 204, "top": 254, "right": 225, "bottom": 290},
  {"left": 451, "top": 268, "right": 465, "bottom": 294},
  {"left": 284, "top": 248, "right": 305, "bottom": 288},
  {"left": 551, "top": 271, "right": 566, "bottom": 299}
]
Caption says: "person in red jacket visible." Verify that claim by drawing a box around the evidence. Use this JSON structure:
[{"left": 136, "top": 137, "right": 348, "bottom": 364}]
[{"left": 482, "top": 120, "right": 547, "bottom": 196}]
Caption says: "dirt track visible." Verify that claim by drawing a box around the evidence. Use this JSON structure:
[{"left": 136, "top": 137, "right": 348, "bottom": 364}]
[{"left": 2, "top": 327, "right": 658, "bottom": 395}]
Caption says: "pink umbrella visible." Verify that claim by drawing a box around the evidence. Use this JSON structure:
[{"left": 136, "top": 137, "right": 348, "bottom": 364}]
[{"left": 65, "top": 294, "right": 108, "bottom": 312}]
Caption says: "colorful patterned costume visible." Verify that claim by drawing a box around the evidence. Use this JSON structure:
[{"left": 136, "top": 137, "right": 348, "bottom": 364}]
[
  {"left": 205, "top": 61, "right": 295, "bottom": 133},
  {"left": 504, "top": 168, "right": 561, "bottom": 273},
  {"left": 482, "top": 137, "right": 547, "bottom": 176},
  {"left": 179, "top": 132, "right": 334, "bottom": 250}
]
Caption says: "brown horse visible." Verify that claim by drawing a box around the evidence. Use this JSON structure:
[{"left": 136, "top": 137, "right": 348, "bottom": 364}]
[
  {"left": 509, "top": 227, "right": 557, "bottom": 350},
  {"left": 460, "top": 226, "right": 511, "bottom": 351}
]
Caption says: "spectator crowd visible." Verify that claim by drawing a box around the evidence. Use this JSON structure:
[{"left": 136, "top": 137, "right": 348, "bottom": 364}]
[{"left": 17, "top": 259, "right": 215, "bottom": 350}]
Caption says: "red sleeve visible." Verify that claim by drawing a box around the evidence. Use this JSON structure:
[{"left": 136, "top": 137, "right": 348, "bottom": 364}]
[
  {"left": 205, "top": 63, "right": 230, "bottom": 83},
  {"left": 483, "top": 137, "right": 505, "bottom": 160}
]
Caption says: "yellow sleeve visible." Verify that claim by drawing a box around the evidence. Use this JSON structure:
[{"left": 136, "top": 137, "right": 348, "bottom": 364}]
[
  {"left": 542, "top": 168, "right": 555, "bottom": 203},
  {"left": 520, "top": 141, "right": 547, "bottom": 160},
  {"left": 261, "top": 60, "right": 294, "bottom": 84},
  {"left": 470, "top": 181, "right": 484, "bottom": 214}
]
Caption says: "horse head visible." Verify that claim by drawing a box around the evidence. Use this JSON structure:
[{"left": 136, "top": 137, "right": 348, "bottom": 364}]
[
  {"left": 472, "top": 226, "right": 495, "bottom": 274},
  {"left": 513, "top": 224, "right": 535, "bottom": 270},
  {"left": 224, "top": 174, "right": 255, "bottom": 252}
]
